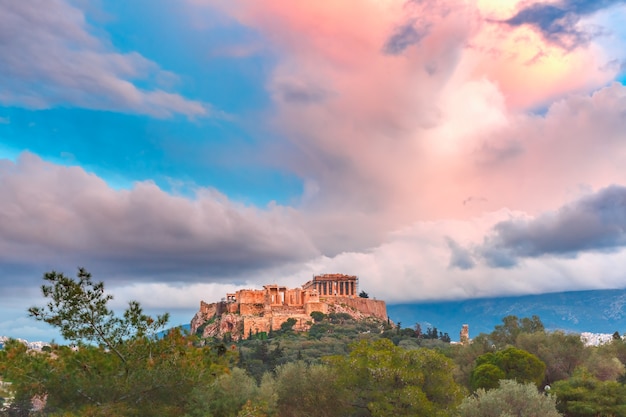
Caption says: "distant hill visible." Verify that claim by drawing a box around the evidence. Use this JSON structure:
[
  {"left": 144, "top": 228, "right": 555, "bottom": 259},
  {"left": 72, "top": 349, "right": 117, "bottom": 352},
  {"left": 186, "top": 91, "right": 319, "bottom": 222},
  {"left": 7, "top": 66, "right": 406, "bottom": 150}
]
[{"left": 387, "top": 289, "right": 626, "bottom": 341}]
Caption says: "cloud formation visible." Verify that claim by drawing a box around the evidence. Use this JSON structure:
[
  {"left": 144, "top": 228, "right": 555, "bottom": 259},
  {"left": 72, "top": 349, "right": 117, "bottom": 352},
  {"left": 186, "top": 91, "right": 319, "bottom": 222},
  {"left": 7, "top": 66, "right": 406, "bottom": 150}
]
[
  {"left": 481, "top": 185, "right": 626, "bottom": 267},
  {"left": 383, "top": 20, "right": 430, "bottom": 55},
  {"left": 0, "top": 0, "right": 207, "bottom": 117},
  {"left": 0, "top": 153, "right": 318, "bottom": 289},
  {"left": 504, "top": 0, "right": 626, "bottom": 49},
  {"left": 3, "top": 0, "right": 626, "bottom": 341}
]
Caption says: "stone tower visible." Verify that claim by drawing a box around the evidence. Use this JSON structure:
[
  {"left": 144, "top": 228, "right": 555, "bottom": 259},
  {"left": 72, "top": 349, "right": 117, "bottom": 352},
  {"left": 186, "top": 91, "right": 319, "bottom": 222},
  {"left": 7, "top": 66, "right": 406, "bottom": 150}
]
[{"left": 460, "top": 324, "right": 469, "bottom": 345}]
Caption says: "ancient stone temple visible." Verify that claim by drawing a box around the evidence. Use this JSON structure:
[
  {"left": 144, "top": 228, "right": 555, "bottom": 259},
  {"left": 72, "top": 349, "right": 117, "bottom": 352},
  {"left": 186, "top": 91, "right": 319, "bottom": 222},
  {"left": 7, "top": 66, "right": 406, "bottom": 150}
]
[
  {"left": 191, "top": 273, "right": 387, "bottom": 340},
  {"left": 302, "top": 273, "right": 358, "bottom": 297}
]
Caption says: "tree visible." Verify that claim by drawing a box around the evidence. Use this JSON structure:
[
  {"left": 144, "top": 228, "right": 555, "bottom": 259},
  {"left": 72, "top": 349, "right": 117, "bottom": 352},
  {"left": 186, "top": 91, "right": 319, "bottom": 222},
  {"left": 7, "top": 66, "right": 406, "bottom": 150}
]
[
  {"left": 280, "top": 318, "right": 297, "bottom": 333},
  {"left": 470, "top": 347, "right": 546, "bottom": 391},
  {"left": 470, "top": 363, "right": 506, "bottom": 391},
  {"left": 186, "top": 367, "right": 259, "bottom": 417},
  {"left": 489, "top": 315, "right": 544, "bottom": 348},
  {"left": 458, "top": 379, "right": 561, "bottom": 417},
  {"left": 28, "top": 268, "right": 169, "bottom": 358},
  {"left": 310, "top": 311, "right": 326, "bottom": 323},
  {"left": 327, "top": 339, "right": 463, "bottom": 416},
  {"left": 516, "top": 330, "right": 587, "bottom": 384},
  {"left": 273, "top": 361, "right": 349, "bottom": 417},
  {"left": 0, "top": 269, "right": 232, "bottom": 416},
  {"left": 451, "top": 332, "right": 492, "bottom": 389},
  {"left": 359, "top": 291, "right": 369, "bottom": 298},
  {"left": 552, "top": 368, "right": 626, "bottom": 417},
  {"left": 414, "top": 323, "right": 423, "bottom": 338},
  {"left": 583, "top": 349, "right": 625, "bottom": 381}
]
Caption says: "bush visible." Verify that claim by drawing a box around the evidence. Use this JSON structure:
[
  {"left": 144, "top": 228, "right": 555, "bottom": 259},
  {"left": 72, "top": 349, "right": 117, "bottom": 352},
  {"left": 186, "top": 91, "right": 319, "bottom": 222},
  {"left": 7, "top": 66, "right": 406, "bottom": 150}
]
[{"left": 458, "top": 379, "right": 560, "bottom": 417}]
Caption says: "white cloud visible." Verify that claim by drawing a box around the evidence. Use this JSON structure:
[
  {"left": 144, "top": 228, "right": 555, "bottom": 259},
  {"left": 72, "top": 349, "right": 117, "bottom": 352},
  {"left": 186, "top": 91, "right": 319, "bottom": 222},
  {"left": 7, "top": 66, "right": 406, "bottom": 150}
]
[{"left": 0, "top": 0, "right": 208, "bottom": 117}]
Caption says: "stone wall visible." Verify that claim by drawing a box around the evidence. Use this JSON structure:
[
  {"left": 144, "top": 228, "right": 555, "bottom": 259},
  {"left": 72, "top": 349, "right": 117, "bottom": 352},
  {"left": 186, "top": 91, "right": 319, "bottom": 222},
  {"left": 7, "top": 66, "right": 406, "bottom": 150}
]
[
  {"left": 240, "top": 303, "right": 265, "bottom": 316},
  {"left": 339, "top": 297, "right": 387, "bottom": 321},
  {"left": 237, "top": 289, "right": 266, "bottom": 304},
  {"left": 304, "top": 301, "right": 328, "bottom": 316}
]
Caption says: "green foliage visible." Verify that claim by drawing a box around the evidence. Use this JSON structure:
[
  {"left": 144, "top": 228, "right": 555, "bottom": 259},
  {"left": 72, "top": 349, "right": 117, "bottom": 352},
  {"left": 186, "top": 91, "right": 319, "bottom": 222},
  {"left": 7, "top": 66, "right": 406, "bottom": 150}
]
[
  {"left": 489, "top": 315, "right": 544, "bottom": 348},
  {"left": 0, "top": 269, "right": 232, "bottom": 416},
  {"left": 470, "top": 347, "right": 546, "bottom": 391},
  {"left": 451, "top": 333, "right": 495, "bottom": 388},
  {"left": 185, "top": 367, "right": 259, "bottom": 417},
  {"left": 516, "top": 330, "right": 587, "bottom": 384},
  {"left": 310, "top": 311, "right": 326, "bottom": 323},
  {"left": 458, "top": 379, "right": 561, "bottom": 417},
  {"left": 327, "top": 339, "right": 463, "bottom": 416},
  {"left": 470, "top": 363, "right": 506, "bottom": 391},
  {"left": 28, "top": 268, "right": 169, "bottom": 361},
  {"left": 18, "top": 275, "right": 626, "bottom": 417},
  {"left": 328, "top": 312, "right": 353, "bottom": 324},
  {"left": 279, "top": 318, "right": 297, "bottom": 333},
  {"left": 273, "top": 361, "right": 348, "bottom": 417},
  {"left": 582, "top": 348, "right": 625, "bottom": 381},
  {"left": 552, "top": 368, "right": 626, "bottom": 417}
]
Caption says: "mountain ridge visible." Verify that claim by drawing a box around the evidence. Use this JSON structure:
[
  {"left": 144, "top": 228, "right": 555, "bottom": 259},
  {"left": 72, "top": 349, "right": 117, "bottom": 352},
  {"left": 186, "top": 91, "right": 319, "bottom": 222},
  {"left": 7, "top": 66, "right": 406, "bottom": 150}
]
[{"left": 387, "top": 288, "right": 626, "bottom": 340}]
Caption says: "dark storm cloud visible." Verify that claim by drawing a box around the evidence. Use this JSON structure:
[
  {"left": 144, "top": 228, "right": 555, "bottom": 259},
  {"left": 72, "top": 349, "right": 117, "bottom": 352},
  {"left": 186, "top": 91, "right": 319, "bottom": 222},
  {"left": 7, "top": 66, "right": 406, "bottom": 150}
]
[
  {"left": 480, "top": 185, "right": 626, "bottom": 267},
  {"left": 446, "top": 237, "right": 476, "bottom": 270},
  {"left": 0, "top": 153, "right": 319, "bottom": 287},
  {"left": 383, "top": 21, "right": 430, "bottom": 55},
  {"left": 503, "top": 0, "right": 626, "bottom": 49}
]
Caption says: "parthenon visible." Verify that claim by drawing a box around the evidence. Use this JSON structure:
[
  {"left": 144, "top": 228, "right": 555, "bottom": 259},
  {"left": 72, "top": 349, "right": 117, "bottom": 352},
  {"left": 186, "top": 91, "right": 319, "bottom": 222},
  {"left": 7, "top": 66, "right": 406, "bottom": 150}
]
[{"left": 302, "top": 273, "right": 358, "bottom": 297}]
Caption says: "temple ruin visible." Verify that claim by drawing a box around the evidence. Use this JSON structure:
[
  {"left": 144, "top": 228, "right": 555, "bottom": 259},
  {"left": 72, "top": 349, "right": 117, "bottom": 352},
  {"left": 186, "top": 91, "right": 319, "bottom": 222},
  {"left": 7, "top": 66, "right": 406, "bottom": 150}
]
[{"left": 191, "top": 274, "right": 387, "bottom": 340}]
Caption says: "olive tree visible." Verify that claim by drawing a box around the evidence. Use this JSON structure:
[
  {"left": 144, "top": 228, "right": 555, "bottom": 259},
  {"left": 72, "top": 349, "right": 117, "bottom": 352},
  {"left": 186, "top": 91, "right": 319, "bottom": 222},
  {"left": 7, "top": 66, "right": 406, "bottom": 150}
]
[{"left": 458, "top": 379, "right": 561, "bottom": 417}]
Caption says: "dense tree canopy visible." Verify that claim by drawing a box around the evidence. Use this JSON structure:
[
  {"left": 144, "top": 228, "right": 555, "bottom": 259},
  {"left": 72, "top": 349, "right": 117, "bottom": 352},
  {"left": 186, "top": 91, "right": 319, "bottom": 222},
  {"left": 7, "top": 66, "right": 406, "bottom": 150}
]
[
  {"left": 327, "top": 339, "right": 464, "bottom": 417},
  {"left": 552, "top": 368, "right": 626, "bottom": 417},
  {"left": 470, "top": 347, "right": 546, "bottom": 391}
]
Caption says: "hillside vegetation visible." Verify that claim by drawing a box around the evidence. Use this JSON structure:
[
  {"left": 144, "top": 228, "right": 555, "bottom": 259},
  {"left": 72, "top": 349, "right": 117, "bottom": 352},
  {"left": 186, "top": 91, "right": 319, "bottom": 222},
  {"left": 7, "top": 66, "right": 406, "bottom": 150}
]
[{"left": 2, "top": 269, "right": 626, "bottom": 416}]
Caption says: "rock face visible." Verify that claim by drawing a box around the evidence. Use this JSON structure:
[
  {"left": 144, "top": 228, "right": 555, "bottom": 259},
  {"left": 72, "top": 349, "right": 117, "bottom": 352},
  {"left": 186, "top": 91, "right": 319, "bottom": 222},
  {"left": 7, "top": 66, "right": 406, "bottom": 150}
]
[{"left": 190, "top": 274, "right": 388, "bottom": 340}]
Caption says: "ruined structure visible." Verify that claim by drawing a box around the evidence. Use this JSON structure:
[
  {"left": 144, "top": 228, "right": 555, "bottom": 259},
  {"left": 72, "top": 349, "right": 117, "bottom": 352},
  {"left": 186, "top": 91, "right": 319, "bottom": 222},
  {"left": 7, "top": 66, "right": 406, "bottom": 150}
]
[
  {"left": 460, "top": 324, "right": 469, "bottom": 345},
  {"left": 191, "top": 274, "right": 388, "bottom": 340}
]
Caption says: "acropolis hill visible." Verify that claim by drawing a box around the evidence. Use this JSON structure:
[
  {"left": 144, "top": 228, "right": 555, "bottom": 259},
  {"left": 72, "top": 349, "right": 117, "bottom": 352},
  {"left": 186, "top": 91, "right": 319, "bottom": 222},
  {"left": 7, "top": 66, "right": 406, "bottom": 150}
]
[{"left": 190, "top": 274, "right": 388, "bottom": 340}]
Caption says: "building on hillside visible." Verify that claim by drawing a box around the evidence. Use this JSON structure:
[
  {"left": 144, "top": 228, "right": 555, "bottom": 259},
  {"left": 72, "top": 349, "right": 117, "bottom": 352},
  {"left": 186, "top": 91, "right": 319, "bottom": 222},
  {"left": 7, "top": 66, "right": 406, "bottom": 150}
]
[{"left": 191, "top": 273, "right": 387, "bottom": 340}]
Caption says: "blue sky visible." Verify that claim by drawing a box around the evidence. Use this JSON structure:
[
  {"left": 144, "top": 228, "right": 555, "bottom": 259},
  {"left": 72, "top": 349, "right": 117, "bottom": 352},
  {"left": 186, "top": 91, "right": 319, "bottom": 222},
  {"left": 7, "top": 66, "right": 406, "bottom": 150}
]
[{"left": 2, "top": 0, "right": 626, "bottom": 341}]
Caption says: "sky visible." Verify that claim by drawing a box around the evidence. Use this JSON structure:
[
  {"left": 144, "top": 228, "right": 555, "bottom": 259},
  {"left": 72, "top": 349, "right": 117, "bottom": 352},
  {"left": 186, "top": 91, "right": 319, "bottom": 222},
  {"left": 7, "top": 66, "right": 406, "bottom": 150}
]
[{"left": 2, "top": 0, "right": 626, "bottom": 341}]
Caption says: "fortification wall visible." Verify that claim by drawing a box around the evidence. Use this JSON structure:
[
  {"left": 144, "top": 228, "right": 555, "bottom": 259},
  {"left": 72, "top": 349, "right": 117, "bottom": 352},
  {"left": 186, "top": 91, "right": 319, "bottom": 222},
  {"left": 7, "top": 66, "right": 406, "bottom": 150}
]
[
  {"left": 324, "top": 297, "right": 387, "bottom": 320},
  {"left": 240, "top": 303, "right": 265, "bottom": 316},
  {"left": 243, "top": 316, "right": 271, "bottom": 336},
  {"left": 270, "top": 314, "right": 312, "bottom": 332},
  {"left": 237, "top": 290, "right": 266, "bottom": 304},
  {"left": 304, "top": 301, "right": 328, "bottom": 315}
]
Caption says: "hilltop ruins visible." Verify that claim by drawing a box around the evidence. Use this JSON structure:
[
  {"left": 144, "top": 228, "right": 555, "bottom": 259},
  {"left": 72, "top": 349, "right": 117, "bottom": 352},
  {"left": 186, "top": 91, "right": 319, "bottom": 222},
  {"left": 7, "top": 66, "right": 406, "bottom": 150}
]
[{"left": 190, "top": 273, "right": 388, "bottom": 340}]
